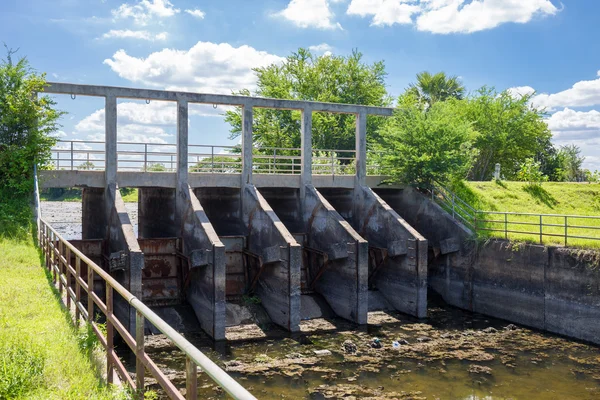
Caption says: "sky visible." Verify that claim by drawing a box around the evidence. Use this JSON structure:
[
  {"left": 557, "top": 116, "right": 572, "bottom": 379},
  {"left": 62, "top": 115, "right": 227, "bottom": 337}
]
[{"left": 2, "top": 0, "right": 600, "bottom": 171}]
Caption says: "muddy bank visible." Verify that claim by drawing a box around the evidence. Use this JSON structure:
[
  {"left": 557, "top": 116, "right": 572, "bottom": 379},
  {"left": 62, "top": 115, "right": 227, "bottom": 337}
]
[
  {"left": 140, "top": 305, "right": 600, "bottom": 399},
  {"left": 41, "top": 201, "right": 138, "bottom": 239}
]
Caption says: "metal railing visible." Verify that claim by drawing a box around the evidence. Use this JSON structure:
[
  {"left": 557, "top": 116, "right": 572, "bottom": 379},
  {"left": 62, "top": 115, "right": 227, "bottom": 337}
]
[
  {"left": 34, "top": 178, "right": 255, "bottom": 399},
  {"left": 51, "top": 140, "right": 388, "bottom": 176},
  {"left": 427, "top": 183, "right": 600, "bottom": 247}
]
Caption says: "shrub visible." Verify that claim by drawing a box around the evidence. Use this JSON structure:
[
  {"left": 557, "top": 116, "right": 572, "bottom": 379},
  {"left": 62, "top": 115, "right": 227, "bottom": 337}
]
[
  {"left": 517, "top": 157, "right": 548, "bottom": 187},
  {"left": 0, "top": 47, "right": 63, "bottom": 195}
]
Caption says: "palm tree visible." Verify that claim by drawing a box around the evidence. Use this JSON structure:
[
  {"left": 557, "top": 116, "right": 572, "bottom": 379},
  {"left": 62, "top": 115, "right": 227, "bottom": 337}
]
[{"left": 407, "top": 71, "right": 465, "bottom": 108}]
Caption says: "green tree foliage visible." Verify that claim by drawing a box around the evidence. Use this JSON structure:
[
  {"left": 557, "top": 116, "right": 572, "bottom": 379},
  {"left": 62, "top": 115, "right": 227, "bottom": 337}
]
[
  {"left": 558, "top": 144, "right": 585, "bottom": 182},
  {"left": 377, "top": 95, "right": 477, "bottom": 186},
  {"left": 535, "top": 139, "right": 564, "bottom": 181},
  {"left": 146, "top": 162, "right": 167, "bottom": 172},
  {"left": 0, "top": 48, "right": 62, "bottom": 194},
  {"left": 464, "top": 87, "right": 551, "bottom": 181},
  {"left": 224, "top": 48, "right": 391, "bottom": 152},
  {"left": 516, "top": 157, "right": 548, "bottom": 186},
  {"left": 406, "top": 71, "right": 465, "bottom": 108}
]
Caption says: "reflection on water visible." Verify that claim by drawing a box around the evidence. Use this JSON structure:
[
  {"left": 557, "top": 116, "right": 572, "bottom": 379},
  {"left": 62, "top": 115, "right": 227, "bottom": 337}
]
[{"left": 143, "top": 302, "right": 600, "bottom": 399}]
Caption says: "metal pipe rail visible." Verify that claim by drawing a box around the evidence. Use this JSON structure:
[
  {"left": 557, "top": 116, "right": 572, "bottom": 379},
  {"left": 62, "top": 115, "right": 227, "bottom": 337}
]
[
  {"left": 427, "top": 183, "right": 600, "bottom": 247},
  {"left": 50, "top": 140, "right": 387, "bottom": 176},
  {"left": 474, "top": 211, "right": 600, "bottom": 246},
  {"left": 36, "top": 219, "right": 256, "bottom": 399}
]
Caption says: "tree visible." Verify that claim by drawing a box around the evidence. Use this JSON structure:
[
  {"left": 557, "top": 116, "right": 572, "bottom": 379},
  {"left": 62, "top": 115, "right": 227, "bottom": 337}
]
[
  {"left": 535, "top": 139, "right": 564, "bottom": 181},
  {"left": 464, "top": 87, "right": 551, "bottom": 181},
  {"left": 0, "top": 47, "right": 62, "bottom": 194},
  {"left": 558, "top": 144, "right": 585, "bottom": 182},
  {"left": 377, "top": 95, "right": 478, "bottom": 186},
  {"left": 224, "top": 48, "right": 391, "bottom": 154},
  {"left": 517, "top": 157, "right": 547, "bottom": 187},
  {"left": 406, "top": 71, "right": 465, "bottom": 108},
  {"left": 146, "top": 163, "right": 167, "bottom": 172}
]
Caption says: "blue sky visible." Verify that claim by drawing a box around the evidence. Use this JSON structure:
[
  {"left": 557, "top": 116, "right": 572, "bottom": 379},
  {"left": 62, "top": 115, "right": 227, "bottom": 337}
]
[{"left": 2, "top": 0, "right": 600, "bottom": 171}]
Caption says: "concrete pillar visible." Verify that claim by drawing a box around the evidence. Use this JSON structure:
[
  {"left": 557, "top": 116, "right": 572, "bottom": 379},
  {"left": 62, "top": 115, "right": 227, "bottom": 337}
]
[
  {"left": 241, "top": 104, "right": 253, "bottom": 186},
  {"left": 82, "top": 188, "right": 106, "bottom": 240},
  {"left": 105, "top": 95, "right": 117, "bottom": 186},
  {"left": 300, "top": 106, "right": 313, "bottom": 199},
  {"left": 139, "top": 188, "right": 176, "bottom": 238},
  {"left": 177, "top": 98, "right": 189, "bottom": 185},
  {"left": 355, "top": 110, "right": 367, "bottom": 187}
]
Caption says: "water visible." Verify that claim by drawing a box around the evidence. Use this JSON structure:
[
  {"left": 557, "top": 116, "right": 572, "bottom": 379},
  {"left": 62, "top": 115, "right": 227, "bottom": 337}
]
[
  {"left": 41, "top": 202, "right": 600, "bottom": 398},
  {"left": 144, "top": 303, "right": 600, "bottom": 399}
]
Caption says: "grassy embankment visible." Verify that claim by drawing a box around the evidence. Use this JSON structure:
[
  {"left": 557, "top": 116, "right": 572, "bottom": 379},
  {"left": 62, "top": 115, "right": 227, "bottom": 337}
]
[
  {"left": 452, "top": 181, "right": 600, "bottom": 248},
  {"left": 0, "top": 191, "right": 122, "bottom": 399}
]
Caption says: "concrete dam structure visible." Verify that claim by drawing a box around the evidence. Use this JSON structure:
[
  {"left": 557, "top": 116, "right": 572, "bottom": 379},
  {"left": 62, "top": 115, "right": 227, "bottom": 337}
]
[
  {"left": 40, "top": 82, "right": 430, "bottom": 341},
  {"left": 40, "top": 82, "right": 600, "bottom": 348}
]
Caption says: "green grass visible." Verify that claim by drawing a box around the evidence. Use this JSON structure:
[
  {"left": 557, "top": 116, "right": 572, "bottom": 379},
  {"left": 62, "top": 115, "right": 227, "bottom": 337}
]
[
  {"left": 451, "top": 181, "right": 600, "bottom": 249},
  {"left": 0, "top": 193, "right": 123, "bottom": 399}
]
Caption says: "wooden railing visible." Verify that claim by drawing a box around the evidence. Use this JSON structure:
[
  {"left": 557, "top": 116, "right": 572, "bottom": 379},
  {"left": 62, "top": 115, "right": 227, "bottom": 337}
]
[{"left": 34, "top": 164, "right": 255, "bottom": 399}]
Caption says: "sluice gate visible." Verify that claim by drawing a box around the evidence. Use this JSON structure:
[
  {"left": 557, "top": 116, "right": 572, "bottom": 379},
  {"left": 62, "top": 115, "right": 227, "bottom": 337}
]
[{"left": 40, "top": 81, "right": 431, "bottom": 341}]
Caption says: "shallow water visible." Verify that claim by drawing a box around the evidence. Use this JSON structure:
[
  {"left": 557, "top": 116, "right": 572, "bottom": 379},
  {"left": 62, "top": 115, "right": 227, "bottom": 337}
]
[{"left": 144, "top": 304, "right": 600, "bottom": 399}]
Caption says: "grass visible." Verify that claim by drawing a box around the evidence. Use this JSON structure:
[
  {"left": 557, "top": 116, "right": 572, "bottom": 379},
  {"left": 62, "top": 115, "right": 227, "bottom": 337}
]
[
  {"left": 450, "top": 181, "right": 600, "bottom": 249},
  {"left": 40, "top": 188, "right": 139, "bottom": 203},
  {"left": 0, "top": 192, "right": 124, "bottom": 399}
]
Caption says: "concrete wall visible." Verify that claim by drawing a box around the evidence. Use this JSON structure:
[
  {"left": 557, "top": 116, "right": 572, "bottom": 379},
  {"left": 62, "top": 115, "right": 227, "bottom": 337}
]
[
  {"left": 139, "top": 188, "right": 177, "bottom": 238},
  {"left": 82, "top": 188, "right": 106, "bottom": 240},
  {"left": 177, "top": 184, "right": 226, "bottom": 340},
  {"left": 374, "top": 186, "right": 475, "bottom": 310},
  {"left": 303, "top": 185, "right": 368, "bottom": 324},
  {"left": 105, "top": 186, "right": 144, "bottom": 334},
  {"left": 320, "top": 186, "right": 428, "bottom": 318},
  {"left": 467, "top": 240, "right": 600, "bottom": 345},
  {"left": 242, "top": 185, "right": 301, "bottom": 332}
]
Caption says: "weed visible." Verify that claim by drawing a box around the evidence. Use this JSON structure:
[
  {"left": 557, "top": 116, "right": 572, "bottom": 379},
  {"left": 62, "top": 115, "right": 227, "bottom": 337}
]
[
  {"left": 0, "top": 338, "right": 45, "bottom": 399},
  {"left": 242, "top": 294, "right": 262, "bottom": 305}
]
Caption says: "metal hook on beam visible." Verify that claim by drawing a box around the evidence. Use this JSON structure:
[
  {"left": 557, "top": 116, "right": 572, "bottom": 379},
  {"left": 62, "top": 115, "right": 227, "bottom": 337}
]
[
  {"left": 146, "top": 99, "right": 151, "bottom": 104},
  {"left": 70, "top": 94, "right": 76, "bottom": 100},
  {"left": 213, "top": 104, "right": 218, "bottom": 109}
]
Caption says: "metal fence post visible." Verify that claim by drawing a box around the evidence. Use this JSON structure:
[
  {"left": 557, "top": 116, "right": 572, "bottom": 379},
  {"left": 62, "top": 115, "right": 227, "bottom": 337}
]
[
  {"left": 144, "top": 144, "right": 148, "bottom": 172},
  {"left": 565, "top": 216, "right": 568, "bottom": 246},
  {"left": 211, "top": 146, "right": 215, "bottom": 172},
  {"left": 70, "top": 141, "right": 74, "bottom": 171},
  {"left": 75, "top": 256, "right": 81, "bottom": 324},
  {"left": 504, "top": 213, "right": 508, "bottom": 240},
  {"left": 186, "top": 356, "right": 198, "bottom": 399},
  {"left": 539, "top": 215, "right": 543, "bottom": 244},
  {"left": 87, "top": 265, "right": 94, "bottom": 322},
  {"left": 65, "top": 246, "right": 71, "bottom": 308},
  {"left": 106, "top": 285, "right": 114, "bottom": 384},
  {"left": 136, "top": 310, "right": 145, "bottom": 398}
]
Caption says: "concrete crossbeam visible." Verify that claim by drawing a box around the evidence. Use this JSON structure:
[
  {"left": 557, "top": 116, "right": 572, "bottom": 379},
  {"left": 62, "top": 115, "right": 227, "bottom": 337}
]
[{"left": 45, "top": 82, "right": 394, "bottom": 116}]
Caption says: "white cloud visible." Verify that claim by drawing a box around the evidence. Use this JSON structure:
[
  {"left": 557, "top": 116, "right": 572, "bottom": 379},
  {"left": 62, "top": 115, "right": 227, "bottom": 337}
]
[
  {"left": 274, "top": 0, "right": 343, "bottom": 30},
  {"left": 546, "top": 108, "right": 600, "bottom": 140},
  {"left": 531, "top": 71, "right": 600, "bottom": 110},
  {"left": 185, "top": 9, "right": 205, "bottom": 19},
  {"left": 507, "top": 85, "right": 536, "bottom": 99},
  {"left": 346, "top": 0, "right": 558, "bottom": 33},
  {"left": 112, "top": 0, "right": 180, "bottom": 25},
  {"left": 308, "top": 43, "right": 334, "bottom": 56},
  {"left": 416, "top": 0, "right": 558, "bottom": 34},
  {"left": 347, "top": 0, "right": 421, "bottom": 26},
  {"left": 101, "top": 29, "right": 168, "bottom": 41},
  {"left": 103, "top": 41, "right": 285, "bottom": 93}
]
